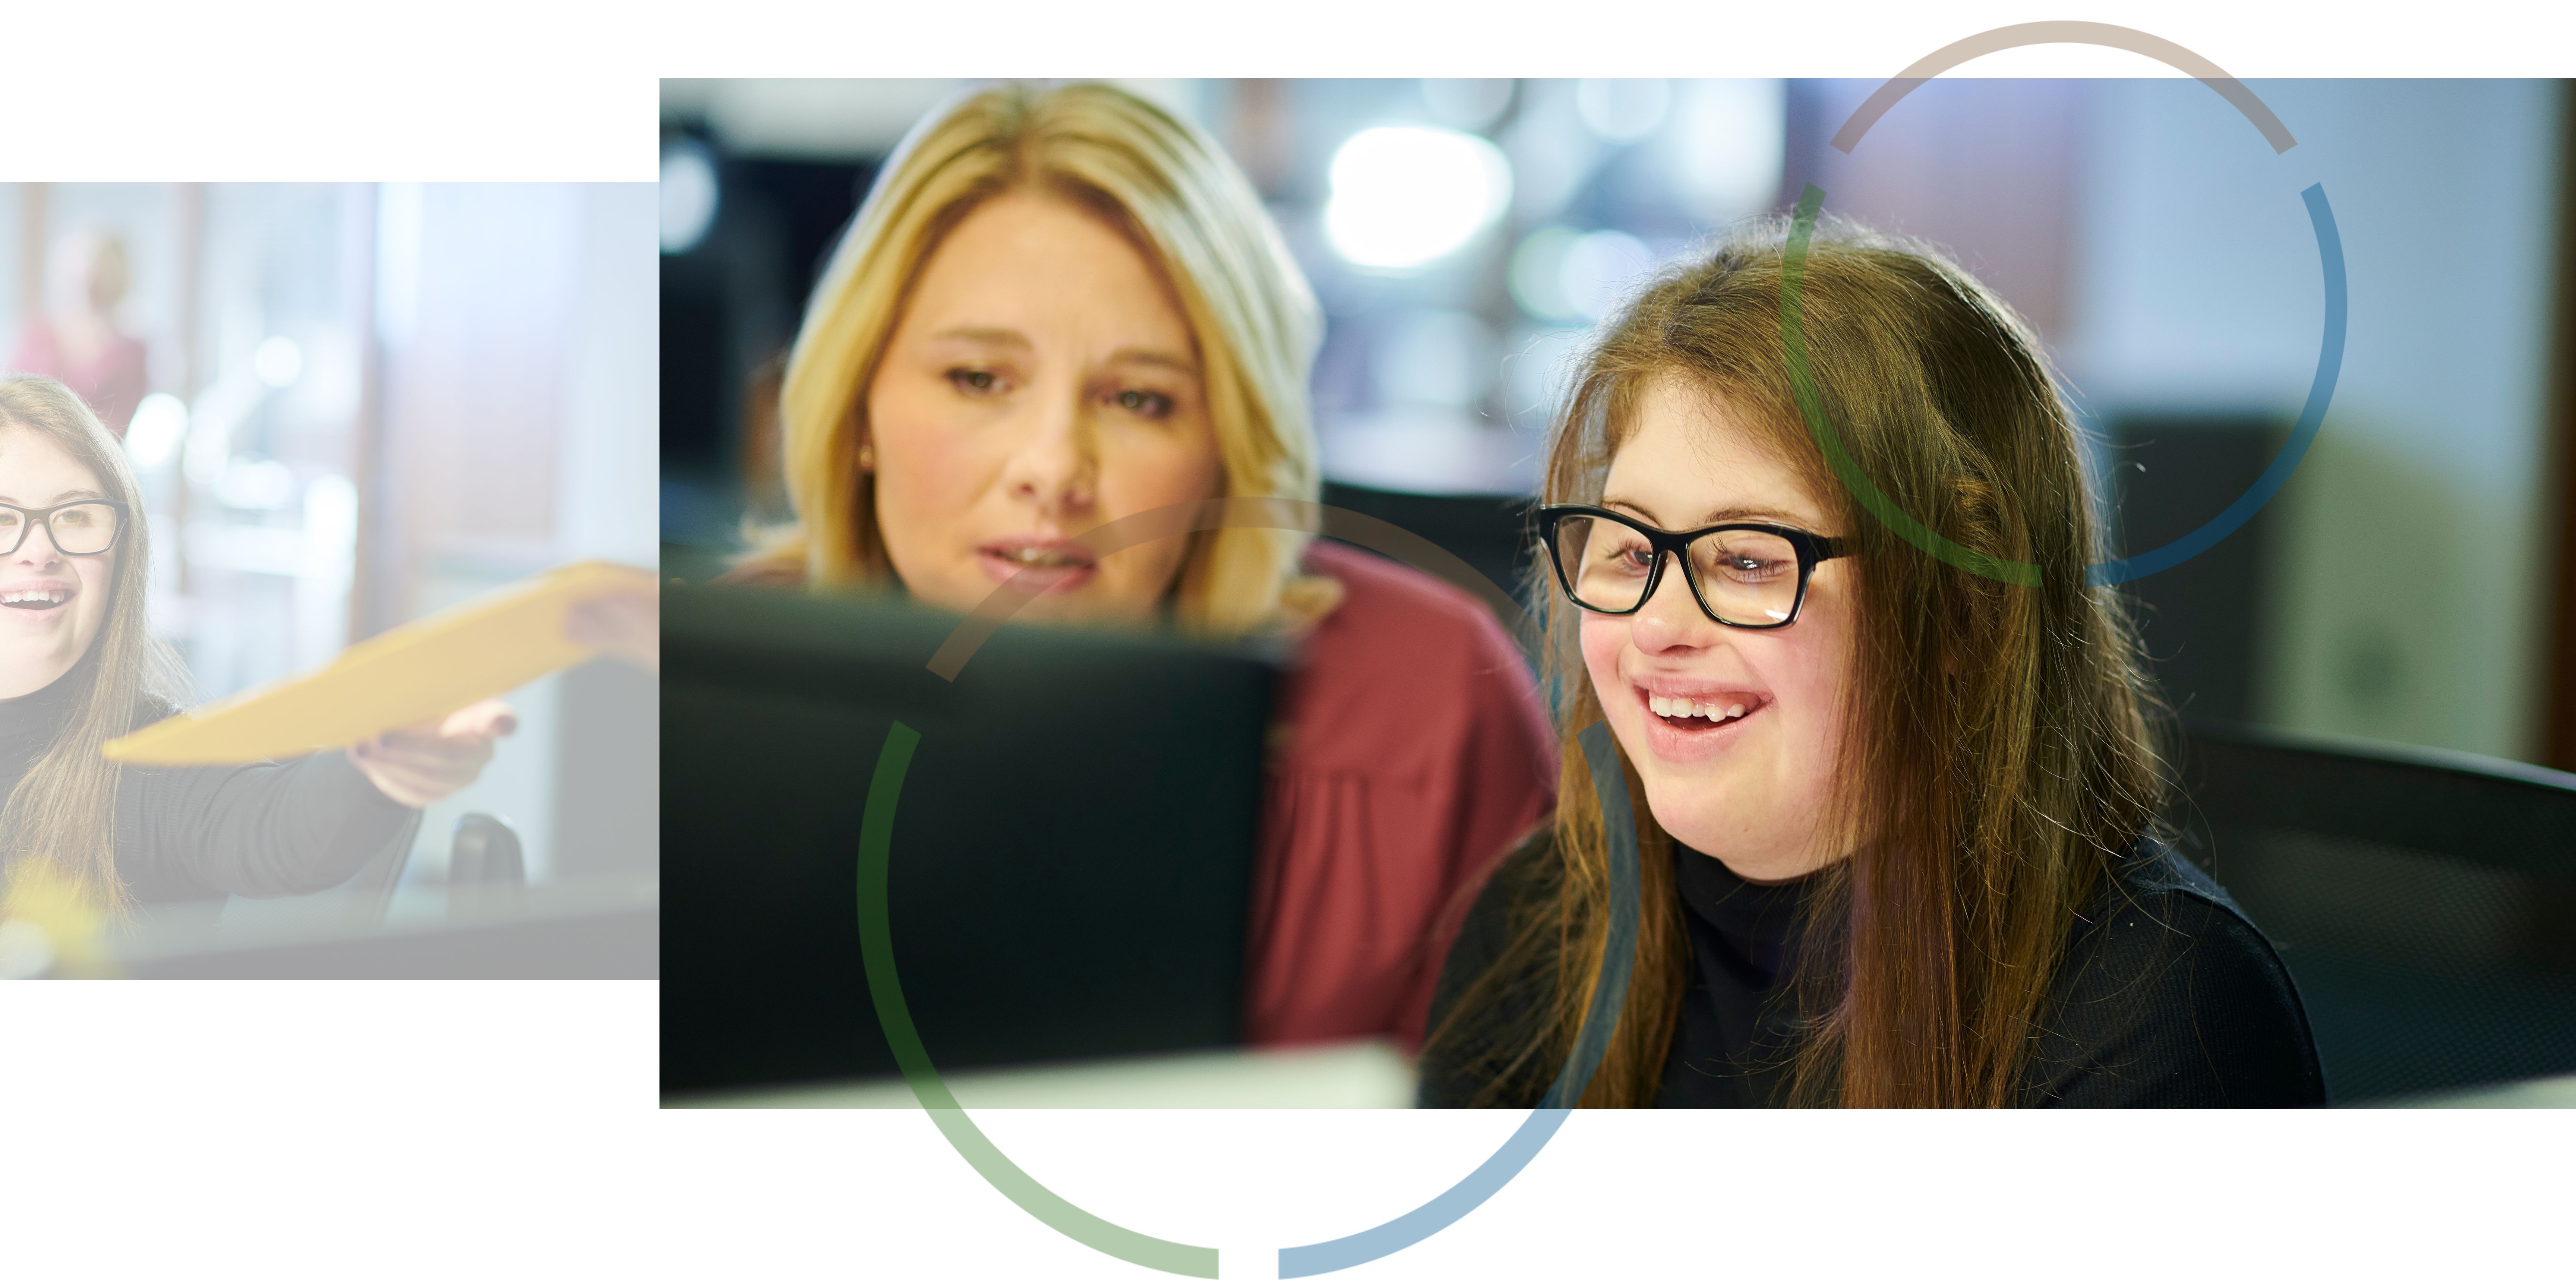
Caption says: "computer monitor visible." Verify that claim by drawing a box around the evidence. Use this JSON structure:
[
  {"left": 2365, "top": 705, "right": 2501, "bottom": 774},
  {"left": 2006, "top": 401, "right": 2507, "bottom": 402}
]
[{"left": 660, "top": 584, "right": 1279, "bottom": 1096}]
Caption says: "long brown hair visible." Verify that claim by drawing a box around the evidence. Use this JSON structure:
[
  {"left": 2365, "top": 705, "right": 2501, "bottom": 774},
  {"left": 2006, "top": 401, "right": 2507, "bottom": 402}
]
[
  {"left": 739, "top": 81, "right": 1332, "bottom": 632},
  {"left": 1433, "top": 217, "right": 2168, "bottom": 1107},
  {"left": 0, "top": 375, "right": 186, "bottom": 910}
]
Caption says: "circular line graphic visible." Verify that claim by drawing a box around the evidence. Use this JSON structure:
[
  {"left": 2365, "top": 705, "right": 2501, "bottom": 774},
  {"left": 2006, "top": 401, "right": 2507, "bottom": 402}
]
[
  {"left": 859, "top": 720, "right": 1219, "bottom": 1278},
  {"left": 852, "top": 23, "right": 2352, "bottom": 1275},
  {"left": 1276, "top": 720, "right": 1637, "bottom": 1279},
  {"left": 856, "top": 499, "right": 1644, "bottom": 1279},
  {"left": 1783, "top": 25, "right": 2350, "bottom": 587},
  {"left": 1830, "top": 21, "right": 2297, "bottom": 154}
]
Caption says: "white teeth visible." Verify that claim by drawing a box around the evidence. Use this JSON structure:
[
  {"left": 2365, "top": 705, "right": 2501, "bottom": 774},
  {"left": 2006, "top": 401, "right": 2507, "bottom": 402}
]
[
  {"left": 1648, "top": 694, "right": 1750, "bottom": 723},
  {"left": 0, "top": 589, "right": 65, "bottom": 606},
  {"left": 1001, "top": 546, "right": 1080, "bottom": 568}
]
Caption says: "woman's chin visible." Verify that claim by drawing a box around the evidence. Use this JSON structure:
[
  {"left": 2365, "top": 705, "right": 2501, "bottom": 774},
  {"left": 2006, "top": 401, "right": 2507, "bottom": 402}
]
[
  {"left": 0, "top": 646, "right": 77, "bottom": 700},
  {"left": 918, "top": 574, "right": 1151, "bottom": 628}
]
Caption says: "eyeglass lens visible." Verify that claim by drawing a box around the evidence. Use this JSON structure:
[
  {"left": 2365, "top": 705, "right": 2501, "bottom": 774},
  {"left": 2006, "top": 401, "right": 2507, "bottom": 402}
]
[
  {"left": 1553, "top": 515, "right": 1802, "bottom": 625},
  {"left": 0, "top": 503, "right": 123, "bottom": 556}
]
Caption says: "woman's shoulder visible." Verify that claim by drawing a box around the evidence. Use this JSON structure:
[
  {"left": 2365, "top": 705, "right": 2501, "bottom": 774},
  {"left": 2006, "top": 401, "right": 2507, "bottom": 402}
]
[
  {"left": 2025, "top": 838, "right": 2326, "bottom": 1106},
  {"left": 1284, "top": 542, "right": 1538, "bottom": 742},
  {"left": 1298, "top": 540, "right": 1513, "bottom": 648},
  {"left": 126, "top": 688, "right": 181, "bottom": 734},
  {"left": 1417, "top": 826, "right": 1561, "bottom": 1107}
]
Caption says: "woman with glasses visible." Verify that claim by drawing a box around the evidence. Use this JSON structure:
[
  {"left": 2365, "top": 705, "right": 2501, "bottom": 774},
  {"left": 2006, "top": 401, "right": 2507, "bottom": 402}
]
[
  {"left": 726, "top": 83, "right": 1556, "bottom": 1050},
  {"left": 1419, "top": 221, "right": 2323, "bottom": 1107},
  {"left": 0, "top": 375, "right": 512, "bottom": 910}
]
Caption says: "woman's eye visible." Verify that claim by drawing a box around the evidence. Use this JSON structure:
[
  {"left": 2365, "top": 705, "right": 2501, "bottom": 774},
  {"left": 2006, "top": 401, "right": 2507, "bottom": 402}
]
[
  {"left": 947, "top": 368, "right": 1001, "bottom": 395},
  {"left": 1601, "top": 542, "right": 1653, "bottom": 575},
  {"left": 1111, "top": 388, "right": 1175, "bottom": 419}
]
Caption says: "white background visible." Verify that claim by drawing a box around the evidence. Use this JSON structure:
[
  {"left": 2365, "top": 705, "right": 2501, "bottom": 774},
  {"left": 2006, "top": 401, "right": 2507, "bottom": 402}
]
[{"left": 10, "top": 2, "right": 2575, "bottom": 1284}]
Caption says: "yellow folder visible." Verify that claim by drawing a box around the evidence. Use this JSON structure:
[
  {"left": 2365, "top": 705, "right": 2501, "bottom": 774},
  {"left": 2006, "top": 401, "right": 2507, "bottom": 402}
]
[{"left": 102, "top": 559, "right": 656, "bottom": 766}]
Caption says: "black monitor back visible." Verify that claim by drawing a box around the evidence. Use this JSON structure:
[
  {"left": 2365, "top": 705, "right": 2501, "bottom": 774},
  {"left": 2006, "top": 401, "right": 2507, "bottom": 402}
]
[
  {"left": 661, "top": 585, "right": 1277, "bottom": 1095},
  {"left": 2174, "top": 719, "right": 2576, "bottom": 1102}
]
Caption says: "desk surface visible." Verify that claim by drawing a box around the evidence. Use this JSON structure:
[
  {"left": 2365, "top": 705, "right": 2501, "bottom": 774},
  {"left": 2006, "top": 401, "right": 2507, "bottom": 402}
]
[
  {"left": 665, "top": 1039, "right": 1418, "bottom": 1109},
  {"left": 2381, "top": 1073, "right": 2576, "bottom": 1107},
  {"left": 104, "top": 875, "right": 659, "bottom": 980}
]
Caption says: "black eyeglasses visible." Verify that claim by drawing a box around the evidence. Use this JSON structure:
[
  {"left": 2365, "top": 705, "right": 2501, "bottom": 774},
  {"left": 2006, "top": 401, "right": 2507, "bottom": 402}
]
[
  {"left": 0, "top": 500, "right": 129, "bottom": 558},
  {"left": 1536, "top": 503, "right": 1848, "bottom": 629}
]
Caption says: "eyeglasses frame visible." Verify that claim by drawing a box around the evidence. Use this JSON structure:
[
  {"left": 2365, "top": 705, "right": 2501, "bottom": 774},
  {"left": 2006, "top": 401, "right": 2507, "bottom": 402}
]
[
  {"left": 0, "top": 498, "right": 131, "bottom": 558},
  {"left": 1534, "top": 503, "right": 1849, "bottom": 630}
]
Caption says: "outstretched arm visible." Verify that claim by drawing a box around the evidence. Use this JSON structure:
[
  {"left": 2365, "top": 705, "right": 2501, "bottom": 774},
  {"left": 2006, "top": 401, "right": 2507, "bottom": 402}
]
[{"left": 119, "top": 701, "right": 517, "bottom": 902}]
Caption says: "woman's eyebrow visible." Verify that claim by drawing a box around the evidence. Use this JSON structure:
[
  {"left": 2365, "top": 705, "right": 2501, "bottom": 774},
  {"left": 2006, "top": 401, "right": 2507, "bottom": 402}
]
[
  {"left": 926, "top": 326, "right": 1032, "bottom": 348},
  {"left": 1600, "top": 495, "right": 1666, "bottom": 526},
  {"left": 1106, "top": 347, "right": 1199, "bottom": 378},
  {"left": 1601, "top": 495, "right": 1815, "bottom": 528},
  {"left": 1687, "top": 503, "right": 1813, "bottom": 526}
]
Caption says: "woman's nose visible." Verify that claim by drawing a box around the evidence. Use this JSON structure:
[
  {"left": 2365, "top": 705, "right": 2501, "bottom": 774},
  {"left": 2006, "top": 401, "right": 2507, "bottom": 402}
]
[
  {"left": 1626, "top": 553, "right": 1719, "bottom": 653},
  {"left": 9, "top": 523, "right": 65, "bottom": 563},
  {"left": 998, "top": 391, "right": 1096, "bottom": 513}
]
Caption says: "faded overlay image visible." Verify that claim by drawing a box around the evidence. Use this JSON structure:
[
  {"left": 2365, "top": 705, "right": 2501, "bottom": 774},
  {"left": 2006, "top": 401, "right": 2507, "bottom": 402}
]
[{"left": 0, "top": 183, "right": 658, "bottom": 979}]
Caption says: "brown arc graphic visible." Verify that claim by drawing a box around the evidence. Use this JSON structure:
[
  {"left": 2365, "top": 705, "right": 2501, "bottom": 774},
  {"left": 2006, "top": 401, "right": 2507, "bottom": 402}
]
[{"left": 1830, "top": 20, "right": 2297, "bottom": 155}]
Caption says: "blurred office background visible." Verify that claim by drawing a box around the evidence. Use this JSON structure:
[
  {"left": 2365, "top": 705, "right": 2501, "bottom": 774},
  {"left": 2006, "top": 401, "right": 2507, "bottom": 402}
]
[
  {"left": 0, "top": 183, "right": 659, "bottom": 912},
  {"left": 659, "top": 79, "right": 2576, "bottom": 775}
]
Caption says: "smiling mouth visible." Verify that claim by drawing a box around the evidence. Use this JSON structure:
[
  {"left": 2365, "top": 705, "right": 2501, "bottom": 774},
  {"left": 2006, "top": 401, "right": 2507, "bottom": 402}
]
[
  {"left": 985, "top": 545, "right": 1092, "bottom": 569},
  {"left": 0, "top": 588, "right": 71, "bottom": 610},
  {"left": 1638, "top": 688, "right": 1764, "bottom": 732}
]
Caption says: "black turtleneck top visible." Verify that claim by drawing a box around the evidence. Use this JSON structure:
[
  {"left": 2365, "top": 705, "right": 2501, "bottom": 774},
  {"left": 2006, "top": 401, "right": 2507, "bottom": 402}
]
[
  {"left": 0, "top": 657, "right": 418, "bottom": 904},
  {"left": 1420, "top": 834, "right": 2327, "bottom": 1108}
]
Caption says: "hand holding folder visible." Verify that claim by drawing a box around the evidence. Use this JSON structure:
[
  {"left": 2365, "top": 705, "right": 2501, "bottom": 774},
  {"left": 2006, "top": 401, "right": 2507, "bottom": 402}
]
[{"left": 104, "top": 560, "right": 658, "bottom": 767}]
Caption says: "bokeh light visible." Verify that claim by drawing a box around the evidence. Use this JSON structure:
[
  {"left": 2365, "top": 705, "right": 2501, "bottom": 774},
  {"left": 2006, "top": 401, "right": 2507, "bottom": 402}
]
[
  {"left": 124, "top": 392, "right": 189, "bottom": 470},
  {"left": 253, "top": 335, "right": 304, "bottom": 388},
  {"left": 1513, "top": 226, "right": 1653, "bottom": 322},
  {"left": 1576, "top": 78, "right": 1670, "bottom": 144},
  {"left": 660, "top": 139, "right": 720, "bottom": 255},
  {"left": 1666, "top": 79, "right": 1786, "bottom": 222},
  {"left": 1558, "top": 230, "right": 1653, "bottom": 320},
  {"left": 1324, "top": 126, "right": 1514, "bottom": 271}
]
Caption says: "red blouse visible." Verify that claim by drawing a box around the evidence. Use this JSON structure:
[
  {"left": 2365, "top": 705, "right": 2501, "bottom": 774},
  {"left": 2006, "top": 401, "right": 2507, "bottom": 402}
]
[
  {"left": 1245, "top": 541, "right": 1557, "bottom": 1051},
  {"left": 10, "top": 319, "right": 149, "bottom": 439}
]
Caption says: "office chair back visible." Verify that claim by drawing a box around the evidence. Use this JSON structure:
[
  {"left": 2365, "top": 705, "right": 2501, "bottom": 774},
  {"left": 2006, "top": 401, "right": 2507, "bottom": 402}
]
[{"left": 2174, "top": 719, "right": 2576, "bottom": 1103}]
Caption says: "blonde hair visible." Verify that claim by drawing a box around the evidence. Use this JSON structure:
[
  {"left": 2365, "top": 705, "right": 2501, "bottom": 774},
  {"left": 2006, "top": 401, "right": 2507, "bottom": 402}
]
[
  {"left": 0, "top": 375, "right": 187, "bottom": 911},
  {"left": 743, "top": 81, "right": 1328, "bottom": 634}
]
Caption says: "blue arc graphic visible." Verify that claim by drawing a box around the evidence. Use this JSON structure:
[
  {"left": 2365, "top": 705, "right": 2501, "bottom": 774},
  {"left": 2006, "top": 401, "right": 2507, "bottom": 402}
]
[
  {"left": 1275, "top": 722, "right": 1640, "bottom": 1278},
  {"left": 2085, "top": 184, "right": 2346, "bottom": 585},
  {"left": 1787, "top": 180, "right": 2347, "bottom": 588},
  {"left": 849, "top": 27, "right": 2343, "bottom": 1278},
  {"left": 856, "top": 717, "right": 1643, "bottom": 1279}
]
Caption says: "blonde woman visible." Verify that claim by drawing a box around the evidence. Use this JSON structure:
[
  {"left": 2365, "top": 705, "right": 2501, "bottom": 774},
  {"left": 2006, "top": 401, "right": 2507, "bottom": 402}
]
[
  {"left": 0, "top": 375, "right": 512, "bottom": 910},
  {"left": 733, "top": 82, "right": 1555, "bottom": 1049}
]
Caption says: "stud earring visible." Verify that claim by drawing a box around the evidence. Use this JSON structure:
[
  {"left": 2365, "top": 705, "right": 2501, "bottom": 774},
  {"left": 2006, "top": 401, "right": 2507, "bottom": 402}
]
[{"left": 857, "top": 441, "right": 876, "bottom": 472}]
